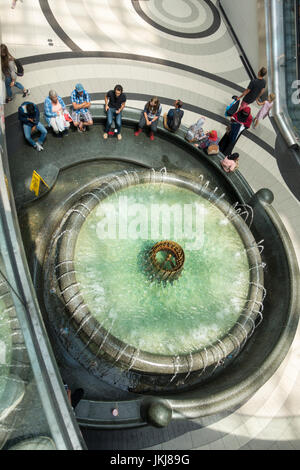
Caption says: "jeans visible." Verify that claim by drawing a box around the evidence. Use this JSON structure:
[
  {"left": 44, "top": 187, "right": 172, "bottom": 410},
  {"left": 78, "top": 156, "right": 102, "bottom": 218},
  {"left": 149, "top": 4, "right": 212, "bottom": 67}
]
[
  {"left": 138, "top": 113, "right": 159, "bottom": 132},
  {"left": 104, "top": 107, "right": 122, "bottom": 134},
  {"left": 23, "top": 122, "right": 47, "bottom": 147},
  {"left": 5, "top": 75, "right": 24, "bottom": 98}
]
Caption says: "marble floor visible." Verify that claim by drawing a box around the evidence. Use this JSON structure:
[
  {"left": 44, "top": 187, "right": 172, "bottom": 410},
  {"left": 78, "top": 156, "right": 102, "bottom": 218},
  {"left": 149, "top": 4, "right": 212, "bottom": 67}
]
[{"left": 1, "top": 0, "right": 300, "bottom": 450}]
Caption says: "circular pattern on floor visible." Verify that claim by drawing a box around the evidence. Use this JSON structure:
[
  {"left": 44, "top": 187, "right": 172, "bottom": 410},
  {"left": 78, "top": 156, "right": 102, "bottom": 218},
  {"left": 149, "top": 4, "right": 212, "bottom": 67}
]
[{"left": 131, "top": 0, "right": 221, "bottom": 38}]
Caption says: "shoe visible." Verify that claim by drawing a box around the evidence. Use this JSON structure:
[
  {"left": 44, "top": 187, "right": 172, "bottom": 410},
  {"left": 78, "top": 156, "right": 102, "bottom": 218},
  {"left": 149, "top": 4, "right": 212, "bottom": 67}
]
[
  {"left": 150, "top": 132, "right": 154, "bottom": 141},
  {"left": 77, "top": 126, "right": 85, "bottom": 133},
  {"left": 134, "top": 129, "right": 142, "bottom": 136},
  {"left": 5, "top": 97, "right": 13, "bottom": 103},
  {"left": 103, "top": 133, "right": 108, "bottom": 139},
  {"left": 117, "top": 133, "right": 122, "bottom": 141},
  {"left": 22, "top": 89, "right": 30, "bottom": 98},
  {"left": 35, "top": 142, "right": 44, "bottom": 151}
]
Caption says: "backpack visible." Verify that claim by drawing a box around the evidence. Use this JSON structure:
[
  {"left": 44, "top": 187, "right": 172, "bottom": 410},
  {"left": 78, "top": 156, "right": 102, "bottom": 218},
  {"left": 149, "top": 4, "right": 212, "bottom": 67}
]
[
  {"left": 169, "top": 109, "right": 183, "bottom": 131},
  {"left": 14, "top": 58, "right": 24, "bottom": 77},
  {"left": 225, "top": 98, "right": 239, "bottom": 117}
]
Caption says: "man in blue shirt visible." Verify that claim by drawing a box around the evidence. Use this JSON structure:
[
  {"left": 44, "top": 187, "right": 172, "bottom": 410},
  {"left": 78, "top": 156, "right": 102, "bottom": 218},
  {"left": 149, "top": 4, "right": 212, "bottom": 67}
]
[
  {"left": 18, "top": 101, "right": 47, "bottom": 151},
  {"left": 70, "top": 83, "right": 93, "bottom": 133}
]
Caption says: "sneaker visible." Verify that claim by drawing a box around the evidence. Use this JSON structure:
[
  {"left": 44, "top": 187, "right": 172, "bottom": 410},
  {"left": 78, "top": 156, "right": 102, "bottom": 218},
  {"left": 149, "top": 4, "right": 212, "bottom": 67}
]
[
  {"left": 103, "top": 133, "right": 108, "bottom": 139},
  {"left": 77, "top": 126, "right": 85, "bottom": 133},
  {"left": 150, "top": 132, "right": 154, "bottom": 141},
  {"left": 35, "top": 142, "right": 44, "bottom": 151},
  {"left": 22, "top": 89, "right": 30, "bottom": 98},
  {"left": 117, "top": 133, "right": 122, "bottom": 141},
  {"left": 134, "top": 129, "right": 142, "bottom": 137},
  {"left": 5, "top": 97, "right": 13, "bottom": 103}
]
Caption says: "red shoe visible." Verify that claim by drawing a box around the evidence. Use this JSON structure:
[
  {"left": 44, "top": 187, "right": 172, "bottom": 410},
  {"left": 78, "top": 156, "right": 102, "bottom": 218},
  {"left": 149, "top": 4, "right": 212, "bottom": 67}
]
[
  {"left": 134, "top": 128, "right": 142, "bottom": 136},
  {"left": 150, "top": 132, "right": 154, "bottom": 141}
]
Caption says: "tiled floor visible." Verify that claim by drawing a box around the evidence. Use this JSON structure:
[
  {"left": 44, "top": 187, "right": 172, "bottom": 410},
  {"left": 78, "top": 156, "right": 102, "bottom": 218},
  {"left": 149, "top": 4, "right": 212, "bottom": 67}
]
[{"left": 1, "top": 0, "right": 300, "bottom": 450}]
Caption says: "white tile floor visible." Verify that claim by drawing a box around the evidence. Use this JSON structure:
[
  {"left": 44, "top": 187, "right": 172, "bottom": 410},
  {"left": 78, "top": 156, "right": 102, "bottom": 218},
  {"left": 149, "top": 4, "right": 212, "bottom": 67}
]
[{"left": 1, "top": 0, "right": 299, "bottom": 450}]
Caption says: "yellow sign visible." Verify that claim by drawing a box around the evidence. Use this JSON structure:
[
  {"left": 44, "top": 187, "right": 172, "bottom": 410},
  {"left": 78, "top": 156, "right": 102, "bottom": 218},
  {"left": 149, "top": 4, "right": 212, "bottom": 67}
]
[{"left": 29, "top": 170, "right": 49, "bottom": 196}]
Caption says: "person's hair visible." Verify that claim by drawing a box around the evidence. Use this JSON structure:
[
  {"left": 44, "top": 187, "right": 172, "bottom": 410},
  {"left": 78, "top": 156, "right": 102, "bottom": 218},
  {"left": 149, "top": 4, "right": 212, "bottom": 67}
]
[
  {"left": 268, "top": 93, "right": 276, "bottom": 102},
  {"left": 258, "top": 67, "right": 267, "bottom": 77},
  {"left": 49, "top": 89, "right": 58, "bottom": 99},
  {"left": 1, "top": 43, "right": 14, "bottom": 74},
  {"left": 147, "top": 96, "right": 160, "bottom": 113},
  {"left": 228, "top": 152, "right": 239, "bottom": 161},
  {"left": 114, "top": 84, "right": 123, "bottom": 94},
  {"left": 26, "top": 103, "right": 35, "bottom": 116},
  {"left": 175, "top": 100, "right": 183, "bottom": 108}
]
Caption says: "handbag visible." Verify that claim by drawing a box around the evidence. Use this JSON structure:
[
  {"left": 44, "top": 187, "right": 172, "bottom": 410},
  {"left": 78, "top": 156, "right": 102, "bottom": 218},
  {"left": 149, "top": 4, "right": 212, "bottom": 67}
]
[{"left": 207, "top": 144, "right": 219, "bottom": 155}]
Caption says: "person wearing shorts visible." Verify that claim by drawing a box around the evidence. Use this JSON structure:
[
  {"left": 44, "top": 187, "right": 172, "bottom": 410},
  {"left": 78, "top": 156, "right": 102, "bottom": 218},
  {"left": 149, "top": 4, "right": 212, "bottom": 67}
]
[{"left": 70, "top": 83, "right": 93, "bottom": 133}]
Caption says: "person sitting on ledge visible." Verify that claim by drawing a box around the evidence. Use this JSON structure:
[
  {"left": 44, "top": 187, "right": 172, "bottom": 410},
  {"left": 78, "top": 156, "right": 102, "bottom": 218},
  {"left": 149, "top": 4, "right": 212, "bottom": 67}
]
[
  {"left": 44, "top": 90, "right": 71, "bottom": 137},
  {"left": 18, "top": 101, "right": 47, "bottom": 151},
  {"left": 163, "top": 99, "right": 184, "bottom": 132},
  {"left": 221, "top": 152, "right": 239, "bottom": 173},
  {"left": 134, "top": 96, "right": 162, "bottom": 141},
  {"left": 70, "top": 83, "right": 93, "bottom": 133},
  {"left": 103, "top": 84, "right": 127, "bottom": 141}
]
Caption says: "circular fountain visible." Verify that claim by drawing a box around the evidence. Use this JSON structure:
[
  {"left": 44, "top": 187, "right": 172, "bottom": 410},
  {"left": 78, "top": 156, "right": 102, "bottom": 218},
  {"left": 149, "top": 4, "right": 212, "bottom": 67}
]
[
  {"left": 44, "top": 169, "right": 265, "bottom": 393},
  {"left": 147, "top": 240, "right": 185, "bottom": 282}
]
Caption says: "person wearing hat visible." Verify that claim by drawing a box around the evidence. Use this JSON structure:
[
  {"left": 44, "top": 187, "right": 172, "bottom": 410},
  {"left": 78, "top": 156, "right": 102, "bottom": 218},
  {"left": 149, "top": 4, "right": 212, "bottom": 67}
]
[{"left": 70, "top": 83, "right": 93, "bottom": 133}]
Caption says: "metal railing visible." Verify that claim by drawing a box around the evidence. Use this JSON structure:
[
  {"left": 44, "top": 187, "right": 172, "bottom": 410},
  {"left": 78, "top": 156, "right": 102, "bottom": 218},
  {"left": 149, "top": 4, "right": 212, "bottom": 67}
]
[{"left": 265, "top": 0, "right": 299, "bottom": 148}]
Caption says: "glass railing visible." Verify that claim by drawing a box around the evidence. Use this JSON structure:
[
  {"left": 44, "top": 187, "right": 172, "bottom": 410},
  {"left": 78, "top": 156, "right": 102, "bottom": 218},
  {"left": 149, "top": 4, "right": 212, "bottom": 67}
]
[{"left": 0, "top": 51, "right": 85, "bottom": 452}]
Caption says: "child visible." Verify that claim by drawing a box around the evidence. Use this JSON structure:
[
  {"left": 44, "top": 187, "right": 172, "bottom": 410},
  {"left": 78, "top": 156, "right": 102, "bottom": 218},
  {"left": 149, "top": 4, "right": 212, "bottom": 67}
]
[
  {"left": 253, "top": 93, "right": 276, "bottom": 129},
  {"left": 221, "top": 153, "right": 239, "bottom": 173}
]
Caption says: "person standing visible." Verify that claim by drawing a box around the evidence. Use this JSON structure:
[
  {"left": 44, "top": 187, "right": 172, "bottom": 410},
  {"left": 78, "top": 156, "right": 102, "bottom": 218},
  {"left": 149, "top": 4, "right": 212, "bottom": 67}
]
[
  {"left": 44, "top": 90, "right": 70, "bottom": 136},
  {"left": 103, "top": 84, "right": 126, "bottom": 140},
  {"left": 11, "top": 0, "right": 23, "bottom": 9},
  {"left": 18, "top": 101, "right": 47, "bottom": 151},
  {"left": 253, "top": 93, "right": 276, "bottom": 129},
  {"left": 134, "top": 97, "right": 162, "bottom": 141},
  {"left": 70, "top": 83, "right": 93, "bottom": 133},
  {"left": 237, "top": 67, "right": 267, "bottom": 108},
  {"left": 1, "top": 44, "right": 29, "bottom": 103}
]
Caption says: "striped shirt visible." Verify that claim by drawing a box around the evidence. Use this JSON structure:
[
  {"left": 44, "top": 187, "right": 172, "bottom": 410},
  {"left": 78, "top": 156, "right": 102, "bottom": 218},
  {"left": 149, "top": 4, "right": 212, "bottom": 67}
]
[{"left": 70, "top": 89, "right": 91, "bottom": 114}]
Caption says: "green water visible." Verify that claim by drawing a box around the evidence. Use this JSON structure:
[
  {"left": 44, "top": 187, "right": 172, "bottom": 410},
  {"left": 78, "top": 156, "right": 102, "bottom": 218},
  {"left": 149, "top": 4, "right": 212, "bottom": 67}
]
[{"left": 74, "top": 183, "right": 250, "bottom": 355}]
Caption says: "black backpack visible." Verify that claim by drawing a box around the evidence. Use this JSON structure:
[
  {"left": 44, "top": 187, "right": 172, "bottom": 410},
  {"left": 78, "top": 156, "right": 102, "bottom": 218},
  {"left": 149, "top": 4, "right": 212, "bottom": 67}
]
[
  {"left": 14, "top": 58, "right": 24, "bottom": 77},
  {"left": 169, "top": 109, "right": 183, "bottom": 131}
]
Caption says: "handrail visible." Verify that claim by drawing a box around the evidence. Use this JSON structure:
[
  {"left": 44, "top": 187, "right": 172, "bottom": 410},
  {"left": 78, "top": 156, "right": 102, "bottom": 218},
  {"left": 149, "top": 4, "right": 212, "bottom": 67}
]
[{"left": 265, "top": 0, "right": 299, "bottom": 149}]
